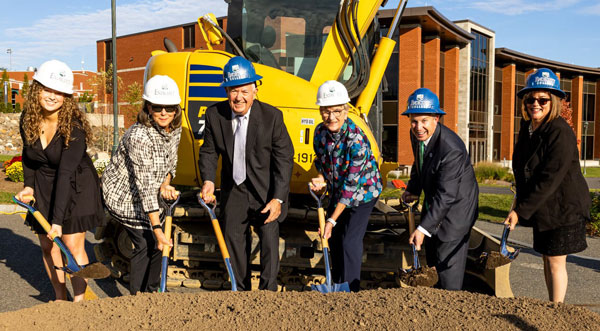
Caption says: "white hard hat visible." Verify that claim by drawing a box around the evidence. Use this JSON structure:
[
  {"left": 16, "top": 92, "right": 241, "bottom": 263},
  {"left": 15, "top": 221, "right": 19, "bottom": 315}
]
[
  {"left": 142, "top": 75, "right": 181, "bottom": 105},
  {"left": 316, "top": 80, "right": 350, "bottom": 107},
  {"left": 33, "top": 60, "right": 74, "bottom": 95}
]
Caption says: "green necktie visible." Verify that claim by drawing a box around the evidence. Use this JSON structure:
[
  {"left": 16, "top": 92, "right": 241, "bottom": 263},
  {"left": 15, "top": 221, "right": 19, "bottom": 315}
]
[{"left": 418, "top": 141, "right": 425, "bottom": 171}]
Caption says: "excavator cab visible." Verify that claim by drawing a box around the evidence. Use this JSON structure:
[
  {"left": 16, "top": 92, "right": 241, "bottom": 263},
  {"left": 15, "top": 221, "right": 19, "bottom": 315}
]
[{"left": 225, "top": 0, "right": 341, "bottom": 79}]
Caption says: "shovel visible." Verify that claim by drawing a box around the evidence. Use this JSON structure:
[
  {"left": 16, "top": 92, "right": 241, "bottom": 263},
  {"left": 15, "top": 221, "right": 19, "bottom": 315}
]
[
  {"left": 158, "top": 192, "right": 180, "bottom": 293},
  {"left": 308, "top": 184, "right": 350, "bottom": 293},
  {"left": 197, "top": 193, "right": 237, "bottom": 291},
  {"left": 399, "top": 197, "right": 438, "bottom": 287},
  {"left": 12, "top": 196, "right": 111, "bottom": 279},
  {"left": 479, "top": 186, "right": 520, "bottom": 269}
]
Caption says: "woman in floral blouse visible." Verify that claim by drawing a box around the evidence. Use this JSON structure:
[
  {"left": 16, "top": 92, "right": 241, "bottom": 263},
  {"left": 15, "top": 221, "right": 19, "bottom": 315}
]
[
  {"left": 102, "top": 75, "right": 181, "bottom": 294},
  {"left": 310, "top": 80, "right": 382, "bottom": 292}
]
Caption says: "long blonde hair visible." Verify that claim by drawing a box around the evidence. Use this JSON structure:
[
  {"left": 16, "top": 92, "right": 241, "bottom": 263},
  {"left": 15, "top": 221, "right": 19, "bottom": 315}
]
[{"left": 21, "top": 81, "right": 93, "bottom": 147}]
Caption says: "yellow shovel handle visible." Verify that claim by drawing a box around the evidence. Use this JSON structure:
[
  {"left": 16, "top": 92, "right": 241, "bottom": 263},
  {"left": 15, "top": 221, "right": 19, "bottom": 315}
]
[
  {"left": 211, "top": 219, "right": 230, "bottom": 260},
  {"left": 162, "top": 215, "right": 173, "bottom": 258},
  {"left": 317, "top": 207, "right": 329, "bottom": 249}
]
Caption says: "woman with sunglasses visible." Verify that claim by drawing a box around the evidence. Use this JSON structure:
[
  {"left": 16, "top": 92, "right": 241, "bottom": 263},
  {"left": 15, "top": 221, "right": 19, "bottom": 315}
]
[
  {"left": 505, "top": 68, "right": 590, "bottom": 303},
  {"left": 102, "top": 75, "right": 182, "bottom": 294},
  {"left": 15, "top": 60, "right": 104, "bottom": 302},
  {"left": 309, "top": 80, "right": 382, "bottom": 292}
]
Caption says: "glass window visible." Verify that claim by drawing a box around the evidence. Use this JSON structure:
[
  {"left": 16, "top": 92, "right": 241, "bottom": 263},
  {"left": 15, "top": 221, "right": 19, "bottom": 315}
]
[
  {"left": 469, "top": 31, "right": 490, "bottom": 162},
  {"left": 183, "top": 25, "right": 195, "bottom": 49},
  {"left": 226, "top": 0, "right": 341, "bottom": 79}
]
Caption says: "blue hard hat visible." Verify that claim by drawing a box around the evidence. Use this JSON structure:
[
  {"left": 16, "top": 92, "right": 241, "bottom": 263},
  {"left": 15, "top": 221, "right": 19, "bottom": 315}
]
[
  {"left": 220, "top": 56, "right": 263, "bottom": 87},
  {"left": 517, "top": 68, "right": 565, "bottom": 99},
  {"left": 402, "top": 88, "right": 446, "bottom": 116}
]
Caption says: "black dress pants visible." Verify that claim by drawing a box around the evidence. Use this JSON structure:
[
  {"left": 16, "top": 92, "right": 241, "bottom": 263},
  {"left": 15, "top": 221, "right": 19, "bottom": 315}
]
[
  {"left": 328, "top": 198, "right": 377, "bottom": 292},
  {"left": 124, "top": 225, "right": 162, "bottom": 295},
  {"left": 222, "top": 181, "right": 280, "bottom": 291},
  {"left": 424, "top": 232, "right": 470, "bottom": 291}
]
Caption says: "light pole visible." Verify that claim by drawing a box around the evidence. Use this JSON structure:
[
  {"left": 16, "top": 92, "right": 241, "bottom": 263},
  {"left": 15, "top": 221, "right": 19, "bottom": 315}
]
[
  {"left": 6, "top": 49, "right": 12, "bottom": 71},
  {"left": 583, "top": 121, "right": 589, "bottom": 175}
]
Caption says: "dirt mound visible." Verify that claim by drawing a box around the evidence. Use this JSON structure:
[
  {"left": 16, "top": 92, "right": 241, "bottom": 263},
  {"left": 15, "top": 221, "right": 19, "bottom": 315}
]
[{"left": 0, "top": 288, "right": 598, "bottom": 330}]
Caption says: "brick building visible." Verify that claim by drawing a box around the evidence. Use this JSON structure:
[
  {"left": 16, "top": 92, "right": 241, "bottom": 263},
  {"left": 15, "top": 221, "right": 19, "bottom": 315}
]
[{"left": 96, "top": 5, "right": 600, "bottom": 164}]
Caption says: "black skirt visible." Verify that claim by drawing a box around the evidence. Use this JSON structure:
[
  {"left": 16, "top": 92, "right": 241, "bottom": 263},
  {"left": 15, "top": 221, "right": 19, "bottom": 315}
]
[{"left": 533, "top": 220, "right": 588, "bottom": 256}]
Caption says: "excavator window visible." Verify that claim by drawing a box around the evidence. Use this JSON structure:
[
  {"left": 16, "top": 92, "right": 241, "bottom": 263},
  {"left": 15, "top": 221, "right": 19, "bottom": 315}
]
[{"left": 225, "top": 0, "right": 340, "bottom": 80}]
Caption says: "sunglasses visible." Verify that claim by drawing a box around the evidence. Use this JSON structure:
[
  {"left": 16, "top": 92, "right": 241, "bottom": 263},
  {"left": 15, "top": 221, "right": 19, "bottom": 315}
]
[
  {"left": 525, "top": 97, "right": 551, "bottom": 106},
  {"left": 150, "top": 105, "right": 178, "bottom": 113}
]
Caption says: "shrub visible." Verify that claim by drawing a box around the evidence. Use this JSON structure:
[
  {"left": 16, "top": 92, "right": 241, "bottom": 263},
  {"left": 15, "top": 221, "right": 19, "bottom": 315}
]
[
  {"left": 6, "top": 161, "right": 24, "bottom": 182},
  {"left": 474, "top": 162, "right": 512, "bottom": 182},
  {"left": 588, "top": 192, "right": 600, "bottom": 236},
  {"left": 3, "top": 155, "right": 21, "bottom": 169},
  {"left": 93, "top": 158, "right": 111, "bottom": 176}
]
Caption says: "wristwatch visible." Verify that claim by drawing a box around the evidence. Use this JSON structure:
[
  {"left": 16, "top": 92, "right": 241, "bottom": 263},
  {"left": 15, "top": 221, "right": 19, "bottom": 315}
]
[
  {"left": 326, "top": 218, "right": 337, "bottom": 227},
  {"left": 275, "top": 199, "right": 283, "bottom": 204}
]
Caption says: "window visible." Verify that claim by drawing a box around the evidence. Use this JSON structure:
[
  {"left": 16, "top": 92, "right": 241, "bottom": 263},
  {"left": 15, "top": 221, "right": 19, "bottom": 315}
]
[
  {"left": 184, "top": 25, "right": 195, "bottom": 49},
  {"left": 105, "top": 41, "right": 112, "bottom": 71}
]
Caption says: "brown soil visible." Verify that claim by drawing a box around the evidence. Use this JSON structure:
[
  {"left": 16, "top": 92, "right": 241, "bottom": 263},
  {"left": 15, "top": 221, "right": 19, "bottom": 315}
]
[
  {"left": 483, "top": 251, "right": 514, "bottom": 269},
  {"left": 0, "top": 288, "right": 598, "bottom": 330},
  {"left": 0, "top": 169, "right": 22, "bottom": 194},
  {"left": 399, "top": 267, "right": 438, "bottom": 287}
]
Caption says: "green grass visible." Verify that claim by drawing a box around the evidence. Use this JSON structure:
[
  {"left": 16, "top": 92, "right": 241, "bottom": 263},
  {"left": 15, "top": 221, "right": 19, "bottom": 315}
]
[
  {"left": 0, "top": 154, "right": 17, "bottom": 164},
  {"left": 0, "top": 192, "right": 16, "bottom": 204},
  {"left": 582, "top": 167, "right": 600, "bottom": 178},
  {"left": 478, "top": 193, "right": 514, "bottom": 223}
]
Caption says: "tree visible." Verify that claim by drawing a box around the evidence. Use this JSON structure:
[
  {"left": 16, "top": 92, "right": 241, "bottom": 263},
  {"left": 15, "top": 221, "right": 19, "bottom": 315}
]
[
  {"left": 122, "top": 81, "right": 143, "bottom": 126},
  {"left": 560, "top": 99, "right": 575, "bottom": 133},
  {"left": 0, "top": 69, "right": 9, "bottom": 107},
  {"left": 21, "top": 73, "right": 30, "bottom": 100}
]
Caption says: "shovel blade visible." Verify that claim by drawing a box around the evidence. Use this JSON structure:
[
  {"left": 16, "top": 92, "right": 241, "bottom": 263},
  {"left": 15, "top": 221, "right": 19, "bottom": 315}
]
[
  {"left": 310, "top": 282, "right": 350, "bottom": 293},
  {"left": 71, "top": 262, "right": 111, "bottom": 279}
]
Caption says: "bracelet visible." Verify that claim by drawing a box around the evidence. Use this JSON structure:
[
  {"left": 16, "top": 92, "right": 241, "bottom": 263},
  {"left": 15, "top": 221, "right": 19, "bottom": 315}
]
[
  {"left": 326, "top": 218, "right": 337, "bottom": 227},
  {"left": 152, "top": 224, "right": 162, "bottom": 230}
]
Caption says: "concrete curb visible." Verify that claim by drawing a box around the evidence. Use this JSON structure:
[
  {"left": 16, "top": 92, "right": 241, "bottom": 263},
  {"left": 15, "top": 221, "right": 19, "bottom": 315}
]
[{"left": 0, "top": 204, "right": 26, "bottom": 214}]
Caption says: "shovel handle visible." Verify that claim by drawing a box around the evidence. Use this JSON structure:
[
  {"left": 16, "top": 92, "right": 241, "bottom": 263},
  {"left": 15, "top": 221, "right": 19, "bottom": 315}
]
[
  {"left": 15, "top": 196, "right": 53, "bottom": 236},
  {"left": 317, "top": 207, "right": 329, "bottom": 250},
  {"left": 402, "top": 199, "right": 417, "bottom": 235},
  {"left": 162, "top": 215, "right": 173, "bottom": 258}
]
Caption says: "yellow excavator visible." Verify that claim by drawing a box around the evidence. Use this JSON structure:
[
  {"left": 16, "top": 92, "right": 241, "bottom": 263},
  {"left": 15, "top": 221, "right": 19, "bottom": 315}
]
[{"left": 95, "top": 0, "right": 514, "bottom": 296}]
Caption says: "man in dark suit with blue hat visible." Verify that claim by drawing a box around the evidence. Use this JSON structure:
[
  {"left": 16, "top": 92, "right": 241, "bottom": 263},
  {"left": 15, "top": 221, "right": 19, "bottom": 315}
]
[
  {"left": 401, "top": 88, "right": 479, "bottom": 290},
  {"left": 199, "top": 56, "right": 294, "bottom": 291}
]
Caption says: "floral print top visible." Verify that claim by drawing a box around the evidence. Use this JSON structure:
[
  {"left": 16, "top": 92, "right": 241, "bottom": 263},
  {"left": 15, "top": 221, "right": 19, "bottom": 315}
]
[{"left": 313, "top": 118, "right": 382, "bottom": 207}]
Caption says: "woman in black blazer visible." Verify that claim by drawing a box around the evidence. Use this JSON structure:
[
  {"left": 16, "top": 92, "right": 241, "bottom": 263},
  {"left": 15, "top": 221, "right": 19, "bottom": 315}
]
[{"left": 505, "top": 68, "right": 590, "bottom": 303}]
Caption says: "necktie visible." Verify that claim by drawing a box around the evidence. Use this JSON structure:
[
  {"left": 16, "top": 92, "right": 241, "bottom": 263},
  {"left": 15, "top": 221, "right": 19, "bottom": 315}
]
[
  {"left": 233, "top": 115, "right": 247, "bottom": 185},
  {"left": 418, "top": 141, "right": 425, "bottom": 172}
]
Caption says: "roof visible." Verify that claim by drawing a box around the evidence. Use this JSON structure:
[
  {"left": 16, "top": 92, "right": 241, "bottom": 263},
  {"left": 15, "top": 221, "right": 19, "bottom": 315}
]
[
  {"left": 496, "top": 48, "right": 600, "bottom": 79},
  {"left": 379, "top": 6, "right": 475, "bottom": 47}
]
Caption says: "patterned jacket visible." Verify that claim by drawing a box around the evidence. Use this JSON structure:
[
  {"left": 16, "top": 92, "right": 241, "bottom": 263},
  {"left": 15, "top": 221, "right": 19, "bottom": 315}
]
[
  {"left": 313, "top": 118, "right": 382, "bottom": 207},
  {"left": 102, "top": 122, "right": 181, "bottom": 229}
]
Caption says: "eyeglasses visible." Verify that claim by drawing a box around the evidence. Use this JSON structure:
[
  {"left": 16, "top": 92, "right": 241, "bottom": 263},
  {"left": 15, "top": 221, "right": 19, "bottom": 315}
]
[
  {"left": 525, "top": 97, "right": 551, "bottom": 106},
  {"left": 150, "top": 105, "right": 178, "bottom": 113},
  {"left": 320, "top": 109, "right": 344, "bottom": 118}
]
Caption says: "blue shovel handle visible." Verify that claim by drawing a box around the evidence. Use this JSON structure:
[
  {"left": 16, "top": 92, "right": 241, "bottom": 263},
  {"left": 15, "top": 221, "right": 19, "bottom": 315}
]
[{"left": 12, "top": 196, "right": 82, "bottom": 274}]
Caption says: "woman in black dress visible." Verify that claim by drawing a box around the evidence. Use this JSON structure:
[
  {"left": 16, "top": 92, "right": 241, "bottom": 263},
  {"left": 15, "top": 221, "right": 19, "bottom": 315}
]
[
  {"left": 15, "top": 60, "right": 103, "bottom": 302},
  {"left": 505, "top": 68, "right": 590, "bottom": 303}
]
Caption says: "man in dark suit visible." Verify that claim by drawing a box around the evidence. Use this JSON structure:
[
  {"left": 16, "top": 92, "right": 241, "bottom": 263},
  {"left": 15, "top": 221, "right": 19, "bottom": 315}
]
[
  {"left": 401, "top": 88, "right": 478, "bottom": 290},
  {"left": 199, "top": 57, "right": 294, "bottom": 291}
]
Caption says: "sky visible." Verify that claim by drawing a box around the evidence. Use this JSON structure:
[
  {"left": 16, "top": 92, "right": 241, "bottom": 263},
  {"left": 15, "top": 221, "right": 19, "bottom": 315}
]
[{"left": 0, "top": 0, "right": 598, "bottom": 73}]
